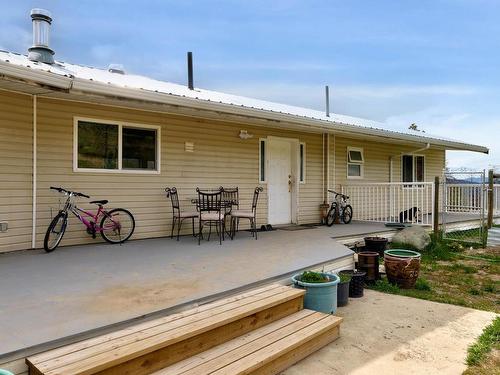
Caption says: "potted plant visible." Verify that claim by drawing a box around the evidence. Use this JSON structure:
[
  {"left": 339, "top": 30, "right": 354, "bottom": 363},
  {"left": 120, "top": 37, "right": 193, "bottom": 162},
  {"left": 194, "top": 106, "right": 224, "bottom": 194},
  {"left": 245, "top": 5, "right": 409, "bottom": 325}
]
[
  {"left": 336, "top": 273, "right": 351, "bottom": 307},
  {"left": 339, "top": 269, "right": 366, "bottom": 298},
  {"left": 291, "top": 271, "right": 340, "bottom": 314}
]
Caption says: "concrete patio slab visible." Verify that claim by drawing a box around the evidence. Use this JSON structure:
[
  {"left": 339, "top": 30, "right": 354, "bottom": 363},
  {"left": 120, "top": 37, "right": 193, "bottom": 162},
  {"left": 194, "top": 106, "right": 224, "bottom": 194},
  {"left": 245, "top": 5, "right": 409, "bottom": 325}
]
[
  {"left": 0, "top": 227, "right": 353, "bottom": 356},
  {"left": 286, "top": 290, "right": 497, "bottom": 375}
]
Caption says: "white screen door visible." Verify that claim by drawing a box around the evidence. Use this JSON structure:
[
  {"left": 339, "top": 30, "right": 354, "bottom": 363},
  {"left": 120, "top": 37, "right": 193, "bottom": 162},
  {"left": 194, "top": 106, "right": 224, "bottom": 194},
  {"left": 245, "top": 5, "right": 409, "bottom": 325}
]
[{"left": 267, "top": 138, "right": 293, "bottom": 224}]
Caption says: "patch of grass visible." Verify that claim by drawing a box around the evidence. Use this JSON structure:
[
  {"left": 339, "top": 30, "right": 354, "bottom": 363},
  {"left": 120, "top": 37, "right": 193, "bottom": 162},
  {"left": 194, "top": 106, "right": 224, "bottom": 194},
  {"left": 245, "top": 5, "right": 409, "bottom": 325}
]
[
  {"left": 466, "top": 317, "right": 500, "bottom": 366},
  {"left": 445, "top": 263, "right": 477, "bottom": 274},
  {"left": 414, "top": 277, "right": 432, "bottom": 291},
  {"left": 469, "top": 288, "right": 482, "bottom": 296},
  {"left": 483, "top": 283, "right": 496, "bottom": 293},
  {"left": 371, "top": 279, "right": 400, "bottom": 294}
]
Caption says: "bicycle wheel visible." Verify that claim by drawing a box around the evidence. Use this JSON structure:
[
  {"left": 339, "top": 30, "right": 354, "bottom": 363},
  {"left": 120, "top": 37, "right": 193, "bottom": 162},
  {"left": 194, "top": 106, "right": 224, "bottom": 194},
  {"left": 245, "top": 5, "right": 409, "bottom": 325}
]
[
  {"left": 100, "top": 208, "right": 135, "bottom": 244},
  {"left": 326, "top": 204, "right": 338, "bottom": 227},
  {"left": 342, "top": 205, "right": 353, "bottom": 224},
  {"left": 44, "top": 211, "right": 68, "bottom": 252}
]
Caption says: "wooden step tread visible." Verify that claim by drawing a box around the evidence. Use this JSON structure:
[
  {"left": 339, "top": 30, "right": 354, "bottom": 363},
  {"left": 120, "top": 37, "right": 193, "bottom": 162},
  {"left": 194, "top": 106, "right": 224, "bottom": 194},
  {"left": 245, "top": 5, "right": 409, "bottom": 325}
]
[
  {"left": 26, "top": 284, "right": 304, "bottom": 375},
  {"left": 153, "top": 309, "right": 342, "bottom": 375}
]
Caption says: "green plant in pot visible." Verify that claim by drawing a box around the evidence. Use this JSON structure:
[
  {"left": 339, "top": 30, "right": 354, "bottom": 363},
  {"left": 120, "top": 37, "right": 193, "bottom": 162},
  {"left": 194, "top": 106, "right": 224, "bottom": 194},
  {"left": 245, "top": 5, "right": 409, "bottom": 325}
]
[
  {"left": 291, "top": 271, "right": 340, "bottom": 314},
  {"left": 336, "top": 273, "right": 351, "bottom": 307}
]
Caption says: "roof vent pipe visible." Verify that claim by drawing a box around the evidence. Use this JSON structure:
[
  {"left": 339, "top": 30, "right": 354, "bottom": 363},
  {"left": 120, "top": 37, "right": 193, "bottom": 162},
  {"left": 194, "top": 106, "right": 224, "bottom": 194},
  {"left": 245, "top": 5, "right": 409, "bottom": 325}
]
[
  {"left": 187, "top": 51, "right": 194, "bottom": 90},
  {"left": 28, "top": 8, "right": 55, "bottom": 64},
  {"left": 325, "top": 85, "right": 330, "bottom": 117}
]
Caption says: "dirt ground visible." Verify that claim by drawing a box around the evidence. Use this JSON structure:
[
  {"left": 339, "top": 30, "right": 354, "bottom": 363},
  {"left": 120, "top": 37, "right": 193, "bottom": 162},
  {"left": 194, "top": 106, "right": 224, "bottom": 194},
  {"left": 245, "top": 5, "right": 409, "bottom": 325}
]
[{"left": 284, "top": 290, "right": 497, "bottom": 375}]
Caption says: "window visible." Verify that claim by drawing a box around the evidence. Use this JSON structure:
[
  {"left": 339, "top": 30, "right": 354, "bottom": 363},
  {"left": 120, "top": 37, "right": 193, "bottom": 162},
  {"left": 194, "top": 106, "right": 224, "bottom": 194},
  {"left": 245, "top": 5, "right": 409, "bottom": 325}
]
[
  {"left": 75, "top": 118, "right": 160, "bottom": 173},
  {"left": 347, "top": 147, "right": 364, "bottom": 178},
  {"left": 402, "top": 155, "right": 425, "bottom": 183},
  {"left": 299, "top": 142, "right": 306, "bottom": 183},
  {"left": 259, "top": 139, "right": 266, "bottom": 183}
]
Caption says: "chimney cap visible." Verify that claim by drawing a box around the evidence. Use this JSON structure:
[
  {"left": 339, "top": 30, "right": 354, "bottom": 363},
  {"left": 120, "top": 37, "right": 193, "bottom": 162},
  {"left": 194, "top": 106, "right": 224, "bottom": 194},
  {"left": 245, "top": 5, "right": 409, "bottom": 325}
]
[{"left": 30, "top": 8, "right": 52, "bottom": 22}]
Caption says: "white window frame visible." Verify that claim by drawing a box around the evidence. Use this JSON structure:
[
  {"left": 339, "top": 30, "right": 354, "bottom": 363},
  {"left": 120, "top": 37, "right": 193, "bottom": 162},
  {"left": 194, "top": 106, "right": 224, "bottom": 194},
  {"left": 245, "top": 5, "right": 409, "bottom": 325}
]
[
  {"left": 401, "top": 154, "right": 426, "bottom": 183},
  {"left": 259, "top": 138, "right": 267, "bottom": 183},
  {"left": 347, "top": 146, "right": 364, "bottom": 179},
  {"left": 73, "top": 117, "right": 161, "bottom": 174},
  {"left": 299, "top": 142, "right": 306, "bottom": 184}
]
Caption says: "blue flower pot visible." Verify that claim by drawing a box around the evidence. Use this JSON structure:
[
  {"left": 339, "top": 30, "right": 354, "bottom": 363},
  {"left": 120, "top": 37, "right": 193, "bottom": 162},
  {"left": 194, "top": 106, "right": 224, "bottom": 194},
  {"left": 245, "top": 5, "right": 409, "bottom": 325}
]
[{"left": 292, "top": 272, "right": 340, "bottom": 314}]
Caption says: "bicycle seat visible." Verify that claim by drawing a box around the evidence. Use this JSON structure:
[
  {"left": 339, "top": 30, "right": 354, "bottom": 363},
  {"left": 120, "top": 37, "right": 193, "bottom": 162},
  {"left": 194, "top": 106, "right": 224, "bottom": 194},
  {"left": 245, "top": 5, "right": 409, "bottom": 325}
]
[{"left": 90, "top": 200, "right": 108, "bottom": 205}]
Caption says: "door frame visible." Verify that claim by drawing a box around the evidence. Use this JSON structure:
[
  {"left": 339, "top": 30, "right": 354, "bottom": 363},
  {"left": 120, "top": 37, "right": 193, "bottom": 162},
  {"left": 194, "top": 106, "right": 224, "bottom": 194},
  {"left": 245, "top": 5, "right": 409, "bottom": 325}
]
[{"left": 266, "top": 136, "right": 300, "bottom": 225}]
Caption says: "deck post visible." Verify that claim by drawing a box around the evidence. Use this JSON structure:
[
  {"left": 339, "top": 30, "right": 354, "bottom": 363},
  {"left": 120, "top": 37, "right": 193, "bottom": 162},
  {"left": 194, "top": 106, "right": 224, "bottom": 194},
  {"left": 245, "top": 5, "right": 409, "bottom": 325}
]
[
  {"left": 487, "top": 169, "right": 494, "bottom": 229},
  {"left": 433, "top": 176, "right": 440, "bottom": 235}
]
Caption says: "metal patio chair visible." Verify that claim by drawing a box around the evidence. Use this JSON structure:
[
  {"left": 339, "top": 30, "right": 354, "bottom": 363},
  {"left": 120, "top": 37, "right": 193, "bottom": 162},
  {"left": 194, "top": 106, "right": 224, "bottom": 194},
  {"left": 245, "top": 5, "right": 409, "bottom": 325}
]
[
  {"left": 165, "top": 187, "right": 198, "bottom": 240},
  {"left": 196, "top": 187, "right": 225, "bottom": 245},
  {"left": 230, "top": 186, "right": 263, "bottom": 240}
]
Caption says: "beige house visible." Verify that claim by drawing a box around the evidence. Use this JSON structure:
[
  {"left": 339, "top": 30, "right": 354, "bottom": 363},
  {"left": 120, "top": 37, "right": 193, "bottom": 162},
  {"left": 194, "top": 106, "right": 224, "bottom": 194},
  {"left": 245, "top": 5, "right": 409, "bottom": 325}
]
[{"left": 0, "top": 13, "right": 488, "bottom": 253}]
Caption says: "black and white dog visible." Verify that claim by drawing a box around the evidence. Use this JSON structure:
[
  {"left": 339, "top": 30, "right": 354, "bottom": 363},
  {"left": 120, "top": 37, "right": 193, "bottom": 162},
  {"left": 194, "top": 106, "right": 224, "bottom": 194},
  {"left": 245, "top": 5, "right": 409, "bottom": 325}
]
[{"left": 399, "top": 207, "right": 421, "bottom": 223}]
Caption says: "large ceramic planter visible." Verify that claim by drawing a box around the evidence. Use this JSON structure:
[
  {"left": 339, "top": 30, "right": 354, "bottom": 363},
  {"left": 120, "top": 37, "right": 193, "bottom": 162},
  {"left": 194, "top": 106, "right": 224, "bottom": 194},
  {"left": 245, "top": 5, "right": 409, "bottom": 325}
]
[
  {"left": 364, "top": 236, "right": 388, "bottom": 257},
  {"left": 384, "top": 249, "right": 421, "bottom": 289},
  {"left": 292, "top": 273, "right": 340, "bottom": 314},
  {"left": 357, "top": 251, "right": 380, "bottom": 283},
  {"left": 339, "top": 270, "right": 366, "bottom": 298},
  {"left": 336, "top": 280, "right": 350, "bottom": 307}
]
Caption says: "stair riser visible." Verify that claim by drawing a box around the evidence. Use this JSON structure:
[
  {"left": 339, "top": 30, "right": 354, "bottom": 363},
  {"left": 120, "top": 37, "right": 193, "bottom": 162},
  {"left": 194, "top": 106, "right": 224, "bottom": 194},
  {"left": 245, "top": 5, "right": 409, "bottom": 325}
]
[
  {"left": 247, "top": 325, "right": 340, "bottom": 375},
  {"left": 92, "top": 296, "right": 304, "bottom": 375}
]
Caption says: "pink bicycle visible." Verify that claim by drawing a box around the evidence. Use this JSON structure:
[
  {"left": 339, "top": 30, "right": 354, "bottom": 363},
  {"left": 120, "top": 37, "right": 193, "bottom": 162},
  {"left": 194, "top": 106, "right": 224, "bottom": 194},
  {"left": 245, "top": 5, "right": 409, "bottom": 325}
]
[{"left": 44, "top": 187, "right": 135, "bottom": 252}]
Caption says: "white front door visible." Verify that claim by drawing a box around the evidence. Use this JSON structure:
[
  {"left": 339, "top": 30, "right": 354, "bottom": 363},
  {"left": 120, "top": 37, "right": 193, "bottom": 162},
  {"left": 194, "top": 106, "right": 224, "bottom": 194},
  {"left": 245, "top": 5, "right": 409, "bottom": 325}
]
[{"left": 267, "top": 138, "right": 294, "bottom": 225}]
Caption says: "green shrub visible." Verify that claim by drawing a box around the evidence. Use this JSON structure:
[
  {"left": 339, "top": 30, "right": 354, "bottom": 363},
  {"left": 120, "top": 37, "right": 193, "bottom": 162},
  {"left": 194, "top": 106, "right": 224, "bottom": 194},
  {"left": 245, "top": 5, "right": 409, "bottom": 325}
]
[
  {"left": 415, "top": 277, "right": 432, "bottom": 291},
  {"left": 338, "top": 273, "right": 352, "bottom": 283},
  {"left": 299, "top": 271, "right": 329, "bottom": 283},
  {"left": 371, "top": 278, "right": 400, "bottom": 293}
]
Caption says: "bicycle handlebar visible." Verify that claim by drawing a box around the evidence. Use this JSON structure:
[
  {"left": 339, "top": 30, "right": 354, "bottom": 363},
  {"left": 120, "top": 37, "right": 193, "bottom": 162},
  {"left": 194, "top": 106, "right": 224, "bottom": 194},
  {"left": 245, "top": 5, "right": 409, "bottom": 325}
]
[
  {"left": 327, "top": 189, "right": 349, "bottom": 200},
  {"left": 50, "top": 186, "right": 90, "bottom": 199}
]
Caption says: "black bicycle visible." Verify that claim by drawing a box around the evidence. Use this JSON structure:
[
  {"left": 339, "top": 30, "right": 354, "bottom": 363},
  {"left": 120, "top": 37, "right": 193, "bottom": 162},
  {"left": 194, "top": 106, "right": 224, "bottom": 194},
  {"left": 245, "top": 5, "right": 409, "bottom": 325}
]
[{"left": 326, "top": 190, "right": 353, "bottom": 226}]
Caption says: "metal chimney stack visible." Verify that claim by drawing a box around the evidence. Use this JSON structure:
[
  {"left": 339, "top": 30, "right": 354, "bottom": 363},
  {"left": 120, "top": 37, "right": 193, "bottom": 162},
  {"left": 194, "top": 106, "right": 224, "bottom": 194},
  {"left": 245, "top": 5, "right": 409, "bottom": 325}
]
[
  {"left": 187, "top": 52, "right": 194, "bottom": 90},
  {"left": 325, "top": 85, "right": 330, "bottom": 117},
  {"left": 28, "top": 8, "right": 55, "bottom": 64}
]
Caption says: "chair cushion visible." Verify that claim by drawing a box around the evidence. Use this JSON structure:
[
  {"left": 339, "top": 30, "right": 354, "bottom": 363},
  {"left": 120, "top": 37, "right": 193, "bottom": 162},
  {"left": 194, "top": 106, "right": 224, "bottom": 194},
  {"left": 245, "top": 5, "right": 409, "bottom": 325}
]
[
  {"left": 200, "top": 212, "right": 223, "bottom": 221},
  {"left": 231, "top": 210, "right": 254, "bottom": 218},
  {"left": 176, "top": 211, "right": 198, "bottom": 218}
]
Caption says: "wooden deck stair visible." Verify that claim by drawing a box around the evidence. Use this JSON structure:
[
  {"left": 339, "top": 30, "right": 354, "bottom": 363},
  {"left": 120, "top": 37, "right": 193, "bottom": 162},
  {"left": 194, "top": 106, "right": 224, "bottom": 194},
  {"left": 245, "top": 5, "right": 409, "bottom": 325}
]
[{"left": 26, "top": 284, "right": 342, "bottom": 375}]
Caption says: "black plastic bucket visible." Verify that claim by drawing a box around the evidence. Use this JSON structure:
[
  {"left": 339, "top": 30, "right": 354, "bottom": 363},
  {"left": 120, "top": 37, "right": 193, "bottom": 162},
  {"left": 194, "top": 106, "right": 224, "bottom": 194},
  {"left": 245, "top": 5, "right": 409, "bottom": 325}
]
[
  {"left": 339, "top": 270, "right": 366, "bottom": 298},
  {"left": 337, "top": 280, "right": 350, "bottom": 307},
  {"left": 364, "top": 236, "right": 388, "bottom": 257}
]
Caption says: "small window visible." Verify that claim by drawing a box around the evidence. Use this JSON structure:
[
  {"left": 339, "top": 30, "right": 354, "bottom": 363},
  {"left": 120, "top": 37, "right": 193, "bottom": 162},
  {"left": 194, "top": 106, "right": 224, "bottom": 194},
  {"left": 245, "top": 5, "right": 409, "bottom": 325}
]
[
  {"left": 299, "top": 142, "right": 306, "bottom": 183},
  {"left": 75, "top": 119, "right": 160, "bottom": 173},
  {"left": 402, "top": 155, "right": 425, "bottom": 183},
  {"left": 259, "top": 139, "right": 266, "bottom": 183},
  {"left": 347, "top": 147, "right": 364, "bottom": 178}
]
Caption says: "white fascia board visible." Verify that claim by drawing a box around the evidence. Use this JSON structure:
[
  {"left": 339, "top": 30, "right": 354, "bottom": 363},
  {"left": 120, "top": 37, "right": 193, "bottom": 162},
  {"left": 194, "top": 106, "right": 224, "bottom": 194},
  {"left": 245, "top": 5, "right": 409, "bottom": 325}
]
[{"left": 0, "top": 60, "right": 72, "bottom": 89}]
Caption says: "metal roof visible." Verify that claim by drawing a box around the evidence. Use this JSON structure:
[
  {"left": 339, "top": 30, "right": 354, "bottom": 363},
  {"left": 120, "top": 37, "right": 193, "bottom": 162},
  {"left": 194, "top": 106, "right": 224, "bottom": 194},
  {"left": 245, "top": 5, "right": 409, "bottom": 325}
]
[{"left": 0, "top": 50, "right": 488, "bottom": 153}]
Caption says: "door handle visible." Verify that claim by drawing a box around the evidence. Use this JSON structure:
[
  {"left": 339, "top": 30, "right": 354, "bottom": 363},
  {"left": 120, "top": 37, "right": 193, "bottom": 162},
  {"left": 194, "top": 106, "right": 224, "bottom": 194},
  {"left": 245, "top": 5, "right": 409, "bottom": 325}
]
[{"left": 288, "top": 175, "right": 292, "bottom": 192}]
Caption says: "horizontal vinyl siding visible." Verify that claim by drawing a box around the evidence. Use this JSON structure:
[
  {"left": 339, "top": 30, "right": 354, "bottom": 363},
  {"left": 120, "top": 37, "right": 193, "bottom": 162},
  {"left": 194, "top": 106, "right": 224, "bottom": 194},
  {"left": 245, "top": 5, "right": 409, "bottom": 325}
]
[
  {"left": 33, "top": 97, "right": 324, "bottom": 249},
  {"left": 0, "top": 90, "right": 32, "bottom": 252},
  {"left": 330, "top": 136, "right": 445, "bottom": 188}
]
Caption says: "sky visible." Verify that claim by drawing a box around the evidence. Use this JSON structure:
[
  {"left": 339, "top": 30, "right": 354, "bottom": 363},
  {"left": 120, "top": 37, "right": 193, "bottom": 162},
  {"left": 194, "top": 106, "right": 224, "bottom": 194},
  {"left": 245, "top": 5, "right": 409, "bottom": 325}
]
[{"left": 1, "top": 0, "right": 499, "bottom": 171}]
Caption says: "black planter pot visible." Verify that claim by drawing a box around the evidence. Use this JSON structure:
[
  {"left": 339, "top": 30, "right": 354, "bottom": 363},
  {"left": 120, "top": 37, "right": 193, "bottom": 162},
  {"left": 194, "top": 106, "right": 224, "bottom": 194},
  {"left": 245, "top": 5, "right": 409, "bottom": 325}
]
[
  {"left": 339, "top": 270, "right": 366, "bottom": 298},
  {"left": 364, "top": 236, "right": 388, "bottom": 257},
  {"left": 337, "top": 281, "right": 350, "bottom": 307}
]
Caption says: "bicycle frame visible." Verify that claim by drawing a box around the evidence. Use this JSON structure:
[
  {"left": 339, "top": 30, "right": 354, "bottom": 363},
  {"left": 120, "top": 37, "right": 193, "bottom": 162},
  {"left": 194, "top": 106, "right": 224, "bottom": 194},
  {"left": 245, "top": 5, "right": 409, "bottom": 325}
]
[{"left": 59, "top": 194, "right": 116, "bottom": 233}]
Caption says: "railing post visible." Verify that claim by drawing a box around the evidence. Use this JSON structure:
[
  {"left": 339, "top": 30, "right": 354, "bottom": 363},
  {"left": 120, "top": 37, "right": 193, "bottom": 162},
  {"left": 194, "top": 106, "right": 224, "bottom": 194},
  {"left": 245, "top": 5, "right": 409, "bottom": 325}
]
[
  {"left": 487, "top": 169, "right": 494, "bottom": 229},
  {"left": 433, "top": 176, "right": 440, "bottom": 235}
]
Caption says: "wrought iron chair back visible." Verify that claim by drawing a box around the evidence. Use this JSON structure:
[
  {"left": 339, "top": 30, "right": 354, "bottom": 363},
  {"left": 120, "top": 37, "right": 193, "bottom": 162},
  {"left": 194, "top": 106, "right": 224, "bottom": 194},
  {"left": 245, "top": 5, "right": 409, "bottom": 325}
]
[
  {"left": 252, "top": 186, "right": 263, "bottom": 214},
  {"left": 165, "top": 187, "right": 180, "bottom": 212},
  {"left": 196, "top": 187, "right": 223, "bottom": 213},
  {"left": 222, "top": 186, "right": 239, "bottom": 212}
]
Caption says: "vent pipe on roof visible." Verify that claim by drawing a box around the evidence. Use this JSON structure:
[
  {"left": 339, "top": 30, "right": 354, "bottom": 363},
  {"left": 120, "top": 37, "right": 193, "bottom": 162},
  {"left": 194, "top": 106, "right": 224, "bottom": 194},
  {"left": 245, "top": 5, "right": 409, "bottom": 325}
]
[
  {"left": 325, "top": 85, "right": 330, "bottom": 117},
  {"left": 28, "top": 8, "right": 55, "bottom": 64},
  {"left": 187, "top": 51, "right": 194, "bottom": 90},
  {"left": 108, "top": 64, "right": 125, "bottom": 74}
]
